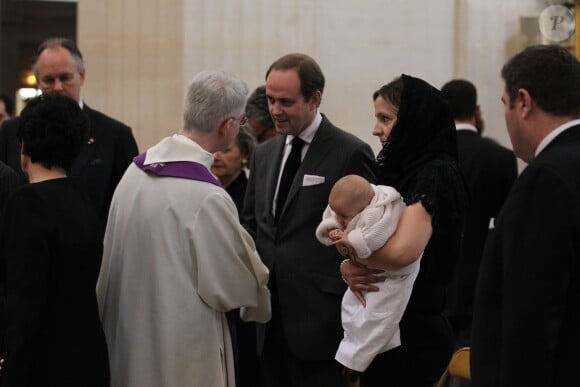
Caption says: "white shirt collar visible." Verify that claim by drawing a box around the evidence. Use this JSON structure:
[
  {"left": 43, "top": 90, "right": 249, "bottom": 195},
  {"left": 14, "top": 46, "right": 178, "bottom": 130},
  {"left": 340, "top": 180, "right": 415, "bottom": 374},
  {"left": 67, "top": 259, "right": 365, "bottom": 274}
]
[
  {"left": 455, "top": 122, "right": 477, "bottom": 133},
  {"left": 286, "top": 110, "right": 322, "bottom": 145},
  {"left": 535, "top": 118, "right": 580, "bottom": 157}
]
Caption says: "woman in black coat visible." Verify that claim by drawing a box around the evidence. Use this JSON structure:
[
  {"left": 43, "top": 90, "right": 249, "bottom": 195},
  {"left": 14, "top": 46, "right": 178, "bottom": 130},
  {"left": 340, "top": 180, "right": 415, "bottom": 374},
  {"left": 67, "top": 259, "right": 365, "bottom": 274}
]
[
  {"left": 340, "top": 75, "right": 467, "bottom": 386},
  {"left": 0, "top": 94, "right": 109, "bottom": 387}
]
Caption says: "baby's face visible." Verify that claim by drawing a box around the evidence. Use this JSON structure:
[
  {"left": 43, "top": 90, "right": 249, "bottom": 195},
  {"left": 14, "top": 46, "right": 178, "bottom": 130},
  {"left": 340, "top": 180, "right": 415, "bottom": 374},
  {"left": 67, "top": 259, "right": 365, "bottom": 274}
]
[{"left": 329, "top": 197, "right": 361, "bottom": 229}]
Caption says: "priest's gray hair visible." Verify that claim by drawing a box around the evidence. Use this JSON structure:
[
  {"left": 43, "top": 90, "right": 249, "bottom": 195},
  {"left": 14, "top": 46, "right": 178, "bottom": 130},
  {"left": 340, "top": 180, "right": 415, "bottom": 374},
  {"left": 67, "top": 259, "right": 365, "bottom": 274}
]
[{"left": 183, "top": 70, "right": 249, "bottom": 135}]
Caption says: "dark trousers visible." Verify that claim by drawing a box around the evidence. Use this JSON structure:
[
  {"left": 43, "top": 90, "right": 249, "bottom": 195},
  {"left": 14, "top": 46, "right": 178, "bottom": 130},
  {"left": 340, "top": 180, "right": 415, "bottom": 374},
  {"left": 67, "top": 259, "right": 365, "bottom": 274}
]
[
  {"left": 237, "top": 319, "right": 262, "bottom": 387},
  {"left": 259, "top": 291, "right": 347, "bottom": 387}
]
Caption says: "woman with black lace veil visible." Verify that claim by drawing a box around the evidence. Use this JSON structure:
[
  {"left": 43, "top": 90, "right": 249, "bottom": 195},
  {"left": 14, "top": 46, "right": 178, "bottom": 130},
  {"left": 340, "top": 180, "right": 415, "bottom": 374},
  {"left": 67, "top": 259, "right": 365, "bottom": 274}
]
[{"left": 339, "top": 74, "right": 467, "bottom": 386}]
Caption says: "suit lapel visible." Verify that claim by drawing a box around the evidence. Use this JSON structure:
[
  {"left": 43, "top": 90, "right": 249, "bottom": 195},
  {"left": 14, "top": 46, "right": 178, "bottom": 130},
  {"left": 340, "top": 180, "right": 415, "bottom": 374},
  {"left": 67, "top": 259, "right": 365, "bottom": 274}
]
[
  {"left": 266, "top": 136, "right": 286, "bottom": 223},
  {"left": 300, "top": 119, "right": 334, "bottom": 175},
  {"left": 280, "top": 118, "right": 334, "bottom": 217},
  {"left": 70, "top": 105, "right": 97, "bottom": 177}
]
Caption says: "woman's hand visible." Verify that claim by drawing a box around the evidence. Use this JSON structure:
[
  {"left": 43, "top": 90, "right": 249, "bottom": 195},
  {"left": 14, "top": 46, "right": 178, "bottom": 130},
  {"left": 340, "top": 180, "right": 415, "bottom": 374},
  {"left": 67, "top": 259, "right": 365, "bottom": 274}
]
[{"left": 339, "top": 259, "right": 385, "bottom": 307}]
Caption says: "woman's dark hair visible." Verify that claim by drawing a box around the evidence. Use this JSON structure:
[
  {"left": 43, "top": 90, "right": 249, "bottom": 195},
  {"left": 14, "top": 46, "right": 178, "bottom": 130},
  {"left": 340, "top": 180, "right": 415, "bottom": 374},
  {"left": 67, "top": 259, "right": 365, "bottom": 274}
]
[
  {"left": 18, "top": 93, "right": 88, "bottom": 172},
  {"left": 236, "top": 124, "right": 257, "bottom": 159},
  {"left": 373, "top": 76, "right": 404, "bottom": 111},
  {"left": 245, "top": 85, "right": 274, "bottom": 130}
]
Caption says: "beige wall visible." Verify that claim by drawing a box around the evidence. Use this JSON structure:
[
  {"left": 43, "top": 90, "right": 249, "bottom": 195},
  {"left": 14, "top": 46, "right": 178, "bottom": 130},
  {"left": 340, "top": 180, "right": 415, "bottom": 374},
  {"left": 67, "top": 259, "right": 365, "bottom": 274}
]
[
  {"left": 78, "top": 0, "right": 546, "bottom": 157},
  {"left": 78, "top": 0, "right": 184, "bottom": 151}
]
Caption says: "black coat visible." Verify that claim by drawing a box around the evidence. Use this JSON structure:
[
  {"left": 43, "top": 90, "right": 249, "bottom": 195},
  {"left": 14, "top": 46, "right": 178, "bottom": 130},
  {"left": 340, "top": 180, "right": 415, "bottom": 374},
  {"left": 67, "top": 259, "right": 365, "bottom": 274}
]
[
  {"left": 0, "top": 179, "right": 109, "bottom": 387},
  {"left": 472, "top": 125, "right": 580, "bottom": 386},
  {"left": 446, "top": 130, "right": 517, "bottom": 319}
]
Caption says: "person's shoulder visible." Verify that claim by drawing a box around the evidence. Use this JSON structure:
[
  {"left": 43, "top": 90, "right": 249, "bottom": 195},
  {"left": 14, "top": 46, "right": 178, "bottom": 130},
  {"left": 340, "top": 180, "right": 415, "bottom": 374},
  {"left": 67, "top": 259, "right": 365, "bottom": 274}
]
[
  {"left": 0, "top": 116, "right": 20, "bottom": 134},
  {"left": 84, "top": 104, "right": 131, "bottom": 131},
  {"left": 459, "top": 133, "right": 515, "bottom": 162},
  {"left": 253, "top": 133, "right": 284, "bottom": 155},
  {"left": 333, "top": 126, "right": 368, "bottom": 146},
  {"left": 5, "top": 182, "right": 42, "bottom": 209},
  {"left": 319, "top": 115, "right": 340, "bottom": 132},
  {"left": 0, "top": 161, "right": 16, "bottom": 176},
  {"left": 1, "top": 116, "right": 19, "bottom": 126},
  {"left": 420, "top": 156, "right": 454, "bottom": 169},
  {"left": 320, "top": 116, "right": 366, "bottom": 144},
  {"left": 516, "top": 148, "right": 580, "bottom": 200},
  {"left": 417, "top": 156, "right": 463, "bottom": 183},
  {"left": 195, "top": 182, "right": 239, "bottom": 214},
  {"left": 544, "top": 124, "right": 580, "bottom": 154},
  {"left": 480, "top": 136, "right": 514, "bottom": 155},
  {"left": 532, "top": 129, "right": 580, "bottom": 173}
]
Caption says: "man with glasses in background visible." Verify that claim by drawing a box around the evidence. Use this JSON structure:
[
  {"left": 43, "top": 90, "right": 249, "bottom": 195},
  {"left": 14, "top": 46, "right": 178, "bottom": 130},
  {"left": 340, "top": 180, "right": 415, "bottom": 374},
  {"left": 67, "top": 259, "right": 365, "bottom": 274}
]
[{"left": 0, "top": 38, "right": 138, "bottom": 227}]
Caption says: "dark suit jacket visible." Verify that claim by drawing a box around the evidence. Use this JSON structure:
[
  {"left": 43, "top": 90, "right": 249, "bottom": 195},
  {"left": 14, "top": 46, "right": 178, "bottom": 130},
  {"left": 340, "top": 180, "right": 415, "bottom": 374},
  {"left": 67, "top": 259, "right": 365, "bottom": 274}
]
[
  {"left": 471, "top": 124, "right": 580, "bottom": 387},
  {"left": 0, "top": 105, "right": 138, "bottom": 224},
  {"left": 446, "top": 130, "right": 517, "bottom": 319},
  {"left": 242, "top": 115, "right": 376, "bottom": 361}
]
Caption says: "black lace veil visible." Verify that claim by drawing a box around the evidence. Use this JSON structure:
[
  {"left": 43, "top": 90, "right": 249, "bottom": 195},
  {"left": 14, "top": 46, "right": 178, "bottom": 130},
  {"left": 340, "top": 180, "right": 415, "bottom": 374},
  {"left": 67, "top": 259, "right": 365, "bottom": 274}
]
[{"left": 376, "top": 74, "right": 458, "bottom": 186}]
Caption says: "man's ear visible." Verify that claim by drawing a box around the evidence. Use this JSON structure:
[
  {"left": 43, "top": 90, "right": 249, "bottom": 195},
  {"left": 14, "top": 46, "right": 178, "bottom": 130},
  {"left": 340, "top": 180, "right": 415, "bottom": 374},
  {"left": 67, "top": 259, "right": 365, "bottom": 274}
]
[
  {"left": 309, "top": 90, "right": 322, "bottom": 110},
  {"left": 217, "top": 117, "right": 232, "bottom": 138},
  {"left": 79, "top": 69, "right": 86, "bottom": 86},
  {"left": 517, "top": 88, "right": 533, "bottom": 118},
  {"left": 474, "top": 105, "right": 484, "bottom": 134}
]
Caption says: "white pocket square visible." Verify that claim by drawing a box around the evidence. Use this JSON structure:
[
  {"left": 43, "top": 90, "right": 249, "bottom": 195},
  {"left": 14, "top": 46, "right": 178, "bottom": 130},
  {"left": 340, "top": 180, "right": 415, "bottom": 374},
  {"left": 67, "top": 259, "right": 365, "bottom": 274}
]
[{"left": 303, "top": 174, "right": 325, "bottom": 186}]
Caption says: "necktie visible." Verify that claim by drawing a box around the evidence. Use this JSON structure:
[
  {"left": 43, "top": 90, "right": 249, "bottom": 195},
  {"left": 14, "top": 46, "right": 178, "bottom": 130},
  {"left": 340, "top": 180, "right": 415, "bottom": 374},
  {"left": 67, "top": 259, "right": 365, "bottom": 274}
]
[{"left": 275, "top": 137, "right": 304, "bottom": 223}]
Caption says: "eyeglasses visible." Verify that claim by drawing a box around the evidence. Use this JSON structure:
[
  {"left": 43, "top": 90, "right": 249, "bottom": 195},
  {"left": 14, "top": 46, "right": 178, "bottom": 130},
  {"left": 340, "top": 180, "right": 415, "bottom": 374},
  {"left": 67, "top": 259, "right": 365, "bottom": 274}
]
[{"left": 231, "top": 115, "right": 248, "bottom": 126}]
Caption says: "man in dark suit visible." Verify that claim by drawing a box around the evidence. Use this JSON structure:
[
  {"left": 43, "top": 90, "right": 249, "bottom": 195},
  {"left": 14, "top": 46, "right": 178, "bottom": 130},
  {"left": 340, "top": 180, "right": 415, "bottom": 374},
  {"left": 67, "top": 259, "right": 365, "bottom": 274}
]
[
  {"left": 441, "top": 79, "right": 517, "bottom": 349},
  {"left": 0, "top": 38, "right": 138, "bottom": 225},
  {"left": 242, "top": 53, "right": 376, "bottom": 387},
  {"left": 471, "top": 44, "right": 580, "bottom": 387}
]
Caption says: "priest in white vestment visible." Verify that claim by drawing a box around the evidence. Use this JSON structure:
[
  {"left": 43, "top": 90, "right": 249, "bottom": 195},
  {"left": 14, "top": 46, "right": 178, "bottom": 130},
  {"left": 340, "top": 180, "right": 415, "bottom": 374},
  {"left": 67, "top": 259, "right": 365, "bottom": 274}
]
[{"left": 96, "top": 70, "right": 271, "bottom": 387}]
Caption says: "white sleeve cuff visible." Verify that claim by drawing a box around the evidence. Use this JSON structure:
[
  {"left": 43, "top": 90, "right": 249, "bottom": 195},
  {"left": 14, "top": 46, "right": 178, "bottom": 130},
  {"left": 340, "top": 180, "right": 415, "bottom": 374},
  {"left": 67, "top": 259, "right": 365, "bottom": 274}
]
[{"left": 348, "top": 228, "right": 372, "bottom": 258}]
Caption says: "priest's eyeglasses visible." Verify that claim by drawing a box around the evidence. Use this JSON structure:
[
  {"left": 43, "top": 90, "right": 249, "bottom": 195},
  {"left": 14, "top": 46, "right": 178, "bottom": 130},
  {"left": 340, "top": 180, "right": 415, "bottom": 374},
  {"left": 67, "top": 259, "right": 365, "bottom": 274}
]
[{"left": 231, "top": 115, "right": 248, "bottom": 126}]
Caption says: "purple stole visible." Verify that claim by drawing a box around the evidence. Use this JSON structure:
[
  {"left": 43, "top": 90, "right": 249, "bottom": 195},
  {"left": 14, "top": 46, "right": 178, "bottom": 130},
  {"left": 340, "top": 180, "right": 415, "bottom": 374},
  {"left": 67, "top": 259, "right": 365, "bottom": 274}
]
[{"left": 133, "top": 152, "right": 222, "bottom": 187}]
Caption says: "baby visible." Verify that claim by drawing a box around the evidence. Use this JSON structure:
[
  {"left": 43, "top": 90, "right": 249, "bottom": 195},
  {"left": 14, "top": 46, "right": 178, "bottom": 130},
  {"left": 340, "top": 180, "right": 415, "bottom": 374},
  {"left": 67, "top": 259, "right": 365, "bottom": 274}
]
[{"left": 315, "top": 174, "right": 421, "bottom": 373}]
